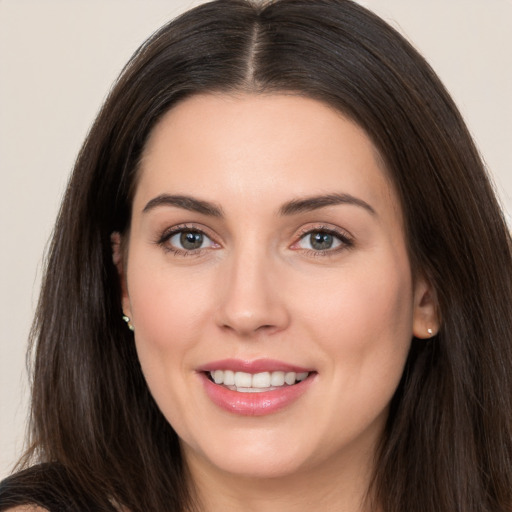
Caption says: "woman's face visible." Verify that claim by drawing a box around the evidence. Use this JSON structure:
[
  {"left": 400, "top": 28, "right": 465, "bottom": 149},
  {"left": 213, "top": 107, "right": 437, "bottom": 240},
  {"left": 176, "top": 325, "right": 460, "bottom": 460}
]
[{"left": 118, "top": 93, "right": 435, "bottom": 481}]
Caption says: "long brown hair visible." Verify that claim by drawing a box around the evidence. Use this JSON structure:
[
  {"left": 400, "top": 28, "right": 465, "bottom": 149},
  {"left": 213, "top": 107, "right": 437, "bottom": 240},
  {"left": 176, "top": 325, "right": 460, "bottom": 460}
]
[{"left": 1, "top": 1, "right": 511, "bottom": 511}]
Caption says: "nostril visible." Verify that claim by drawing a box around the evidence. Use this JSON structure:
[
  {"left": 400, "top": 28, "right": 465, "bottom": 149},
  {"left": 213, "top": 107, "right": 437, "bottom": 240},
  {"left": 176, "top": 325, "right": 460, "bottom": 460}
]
[{"left": 257, "top": 324, "right": 275, "bottom": 331}]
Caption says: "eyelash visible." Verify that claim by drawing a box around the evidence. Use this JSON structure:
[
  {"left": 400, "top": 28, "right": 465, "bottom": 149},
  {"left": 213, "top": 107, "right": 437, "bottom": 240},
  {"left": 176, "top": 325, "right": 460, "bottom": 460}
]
[
  {"left": 293, "top": 225, "right": 354, "bottom": 257},
  {"left": 155, "top": 224, "right": 218, "bottom": 257},
  {"left": 155, "top": 224, "right": 354, "bottom": 257}
]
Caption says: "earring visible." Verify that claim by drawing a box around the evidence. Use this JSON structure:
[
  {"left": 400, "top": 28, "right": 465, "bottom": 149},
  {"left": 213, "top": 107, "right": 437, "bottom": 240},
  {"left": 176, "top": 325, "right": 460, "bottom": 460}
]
[
  {"left": 122, "top": 314, "right": 134, "bottom": 332},
  {"left": 427, "top": 328, "right": 434, "bottom": 337}
]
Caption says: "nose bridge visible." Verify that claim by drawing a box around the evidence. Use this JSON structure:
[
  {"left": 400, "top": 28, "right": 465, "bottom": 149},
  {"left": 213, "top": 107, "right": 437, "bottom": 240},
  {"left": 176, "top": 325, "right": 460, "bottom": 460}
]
[{"left": 216, "top": 237, "right": 288, "bottom": 336}]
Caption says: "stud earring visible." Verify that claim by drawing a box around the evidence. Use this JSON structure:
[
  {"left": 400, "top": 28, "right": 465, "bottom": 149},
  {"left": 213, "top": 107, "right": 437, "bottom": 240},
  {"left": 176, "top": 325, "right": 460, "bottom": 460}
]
[
  {"left": 122, "top": 314, "right": 134, "bottom": 332},
  {"left": 427, "top": 328, "right": 434, "bottom": 336}
]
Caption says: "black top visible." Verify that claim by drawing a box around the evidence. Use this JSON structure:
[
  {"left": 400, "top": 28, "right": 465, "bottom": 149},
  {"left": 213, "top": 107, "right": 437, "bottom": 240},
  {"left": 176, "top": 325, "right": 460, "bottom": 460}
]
[{"left": 0, "top": 464, "right": 117, "bottom": 512}]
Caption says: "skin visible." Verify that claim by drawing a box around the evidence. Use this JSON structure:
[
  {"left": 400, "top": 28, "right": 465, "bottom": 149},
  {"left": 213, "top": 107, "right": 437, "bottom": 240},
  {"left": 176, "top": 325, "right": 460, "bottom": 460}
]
[{"left": 114, "top": 93, "right": 438, "bottom": 512}]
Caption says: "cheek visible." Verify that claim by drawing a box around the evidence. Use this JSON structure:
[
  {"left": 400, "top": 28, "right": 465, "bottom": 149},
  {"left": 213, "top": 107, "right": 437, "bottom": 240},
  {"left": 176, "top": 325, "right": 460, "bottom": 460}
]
[
  {"left": 295, "top": 257, "right": 413, "bottom": 445},
  {"left": 127, "top": 256, "right": 209, "bottom": 340},
  {"left": 298, "top": 252, "right": 414, "bottom": 382},
  {"left": 124, "top": 253, "right": 211, "bottom": 391},
  {"left": 125, "top": 259, "right": 213, "bottom": 435},
  {"left": 344, "top": 267, "right": 413, "bottom": 343}
]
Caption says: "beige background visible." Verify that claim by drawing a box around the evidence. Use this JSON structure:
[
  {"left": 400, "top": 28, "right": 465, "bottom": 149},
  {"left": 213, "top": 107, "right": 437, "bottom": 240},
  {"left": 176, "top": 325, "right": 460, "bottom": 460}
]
[{"left": 1, "top": 0, "right": 511, "bottom": 479}]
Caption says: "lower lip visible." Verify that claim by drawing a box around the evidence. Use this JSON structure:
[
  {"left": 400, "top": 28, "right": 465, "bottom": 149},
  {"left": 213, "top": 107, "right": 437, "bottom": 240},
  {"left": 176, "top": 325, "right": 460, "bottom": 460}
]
[{"left": 200, "top": 373, "right": 315, "bottom": 416}]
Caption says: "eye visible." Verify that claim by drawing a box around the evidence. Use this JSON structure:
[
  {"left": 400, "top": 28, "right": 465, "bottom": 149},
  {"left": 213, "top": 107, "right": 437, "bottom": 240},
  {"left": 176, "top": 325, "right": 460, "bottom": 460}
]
[
  {"left": 167, "top": 229, "right": 216, "bottom": 251},
  {"left": 294, "top": 228, "right": 353, "bottom": 254},
  {"left": 156, "top": 226, "right": 220, "bottom": 255}
]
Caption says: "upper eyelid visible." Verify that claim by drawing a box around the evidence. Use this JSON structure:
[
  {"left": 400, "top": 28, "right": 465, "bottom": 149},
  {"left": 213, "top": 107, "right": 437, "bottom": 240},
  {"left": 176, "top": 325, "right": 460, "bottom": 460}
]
[
  {"left": 158, "top": 223, "right": 218, "bottom": 242},
  {"left": 295, "top": 223, "right": 353, "bottom": 240}
]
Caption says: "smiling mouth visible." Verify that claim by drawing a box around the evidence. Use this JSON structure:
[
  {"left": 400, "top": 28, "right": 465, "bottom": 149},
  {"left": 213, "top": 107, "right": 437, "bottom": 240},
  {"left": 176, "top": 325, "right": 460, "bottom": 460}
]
[{"left": 206, "top": 370, "right": 312, "bottom": 393}]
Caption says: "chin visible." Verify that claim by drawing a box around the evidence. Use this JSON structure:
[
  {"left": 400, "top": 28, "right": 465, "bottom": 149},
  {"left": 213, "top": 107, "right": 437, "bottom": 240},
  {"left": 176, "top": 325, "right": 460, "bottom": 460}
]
[{"left": 183, "top": 432, "right": 316, "bottom": 480}]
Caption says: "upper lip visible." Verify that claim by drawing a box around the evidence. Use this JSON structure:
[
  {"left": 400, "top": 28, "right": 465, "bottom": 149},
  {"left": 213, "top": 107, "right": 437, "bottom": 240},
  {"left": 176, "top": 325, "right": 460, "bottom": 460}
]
[{"left": 198, "top": 358, "right": 313, "bottom": 374}]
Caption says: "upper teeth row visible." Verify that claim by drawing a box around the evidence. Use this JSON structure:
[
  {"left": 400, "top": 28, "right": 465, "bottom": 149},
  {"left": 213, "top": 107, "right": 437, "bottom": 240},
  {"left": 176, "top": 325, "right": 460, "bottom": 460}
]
[{"left": 210, "top": 370, "right": 309, "bottom": 388}]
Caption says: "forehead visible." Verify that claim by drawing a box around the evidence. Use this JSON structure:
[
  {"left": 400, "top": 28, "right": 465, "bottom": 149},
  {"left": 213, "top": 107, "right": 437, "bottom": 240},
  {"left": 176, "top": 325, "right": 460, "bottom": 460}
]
[{"left": 135, "top": 93, "right": 400, "bottom": 222}]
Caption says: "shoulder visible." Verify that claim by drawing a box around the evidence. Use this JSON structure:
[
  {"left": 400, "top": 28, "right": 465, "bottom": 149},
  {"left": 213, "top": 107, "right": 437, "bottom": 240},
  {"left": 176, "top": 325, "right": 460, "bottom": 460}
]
[
  {"left": 0, "top": 464, "right": 53, "bottom": 512},
  {"left": 0, "top": 463, "right": 117, "bottom": 511},
  {"left": 3, "top": 507, "right": 48, "bottom": 512}
]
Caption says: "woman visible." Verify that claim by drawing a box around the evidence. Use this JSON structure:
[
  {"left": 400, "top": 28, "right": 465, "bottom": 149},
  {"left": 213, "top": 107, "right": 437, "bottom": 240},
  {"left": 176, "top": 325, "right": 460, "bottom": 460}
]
[{"left": 1, "top": 0, "right": 511, "bottom": 511}]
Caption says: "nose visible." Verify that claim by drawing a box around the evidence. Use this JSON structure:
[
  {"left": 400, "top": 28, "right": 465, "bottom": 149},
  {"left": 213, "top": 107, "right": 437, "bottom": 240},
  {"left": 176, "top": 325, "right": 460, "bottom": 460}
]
[{"left": 215, "top": 249, "right": 290, "bottom": 337}]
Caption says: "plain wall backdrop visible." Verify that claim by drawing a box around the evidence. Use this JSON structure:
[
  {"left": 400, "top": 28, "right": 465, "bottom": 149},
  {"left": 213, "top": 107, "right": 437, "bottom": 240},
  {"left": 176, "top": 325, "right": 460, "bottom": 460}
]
[{"left": 1, "top": 0, "right": 511, "bottom": 479}]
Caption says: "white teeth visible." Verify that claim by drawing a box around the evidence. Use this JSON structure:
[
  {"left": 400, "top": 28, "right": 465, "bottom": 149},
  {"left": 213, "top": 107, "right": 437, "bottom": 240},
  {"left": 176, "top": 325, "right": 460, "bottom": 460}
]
[
  {"left": 270, "top": 371, "right": 285, "bottom": 386},
  {"left": 234, "top": 371, "right": 252, "bottom": 388},
  {"left": 252, "top": 372, "right": 271, "bottom": 388},
  {"left": 235, "top": 387, "right": 268, "bottom": 393},
  {"left": 284, "top": 372, "right": 296, "bottom": 385},
  {"left": 209, "top": 369, "right": 310, "bottom": 390},
  {"left": 223, "top": 370, "right": 235, "bottom": 386}
]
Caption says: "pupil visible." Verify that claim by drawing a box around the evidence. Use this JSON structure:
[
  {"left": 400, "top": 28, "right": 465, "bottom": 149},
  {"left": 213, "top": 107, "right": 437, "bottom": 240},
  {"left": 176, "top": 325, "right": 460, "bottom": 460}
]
[
  {"left": 310, "top": 232, "right": 333, "bottom": 250},
  {"left": 180, "top": 231, "right": 203, "bottom": 250}
]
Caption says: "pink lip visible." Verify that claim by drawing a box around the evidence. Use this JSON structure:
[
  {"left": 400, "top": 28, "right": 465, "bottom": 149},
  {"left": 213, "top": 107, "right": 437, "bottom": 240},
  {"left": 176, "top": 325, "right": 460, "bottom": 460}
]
[
  {"left": 197, "top": 359, "right": 316, "bottom": 416},
  {"left": 199, "top": 358, "right": 312, "bottom": 374}
]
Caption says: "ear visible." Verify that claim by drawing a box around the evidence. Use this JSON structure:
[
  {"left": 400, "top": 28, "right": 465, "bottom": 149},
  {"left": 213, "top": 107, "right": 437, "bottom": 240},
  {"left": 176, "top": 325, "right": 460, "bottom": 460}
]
[
  {"left": 111, "top": 232, "right": 132, "bottom": 319},
  {"left": 412, "top": 275, "right": 440, "bottom": 339}
]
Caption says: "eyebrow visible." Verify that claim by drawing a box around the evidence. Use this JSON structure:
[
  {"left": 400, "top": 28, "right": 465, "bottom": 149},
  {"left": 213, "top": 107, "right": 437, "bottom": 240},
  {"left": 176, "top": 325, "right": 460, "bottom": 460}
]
[
  {"left": 143, "top": 194, "right": 224, "bottom": 217},
  {"left": 279, "top": 193, "right": 376, "bottom": 216},
  {"left": 142, "top": 192, "right": 376, "bottom": 218}
]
